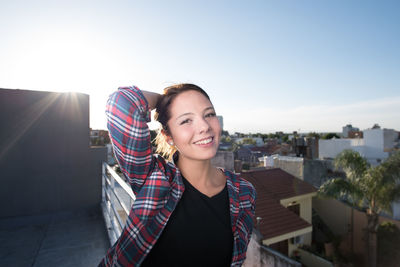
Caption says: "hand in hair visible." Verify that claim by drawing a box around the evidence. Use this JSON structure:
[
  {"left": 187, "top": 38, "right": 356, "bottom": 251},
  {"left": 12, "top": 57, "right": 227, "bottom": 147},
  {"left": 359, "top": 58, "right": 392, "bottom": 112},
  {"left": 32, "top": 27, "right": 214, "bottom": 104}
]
[{"left": 142, "top": 90, "right": 161, "bottom": 110}]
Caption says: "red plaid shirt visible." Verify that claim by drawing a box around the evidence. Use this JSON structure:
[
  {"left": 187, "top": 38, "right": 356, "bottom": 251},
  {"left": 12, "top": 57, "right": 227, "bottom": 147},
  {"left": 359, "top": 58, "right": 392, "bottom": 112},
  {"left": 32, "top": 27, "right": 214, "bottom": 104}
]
[{"left": 99, "top": 86, "right": 256, "bottom": 266}]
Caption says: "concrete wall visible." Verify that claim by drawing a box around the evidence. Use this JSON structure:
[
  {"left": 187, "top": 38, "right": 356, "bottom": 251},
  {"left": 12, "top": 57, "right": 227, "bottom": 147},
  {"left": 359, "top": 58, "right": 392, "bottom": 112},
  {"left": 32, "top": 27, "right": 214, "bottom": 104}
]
[
  {"left": 362, "top": 129, "right": 389, "bottom": 163},
  {"left": 313, "top": 198, "right": 351, "bottom": 235},
  {"left": 303, "top": 159, "right": 335, "bottom": 188},
  {"left": 0, "top": 88, "right": 106, "bottom": 218},
  {"left": 273, "top": 156, "right": 304, "bottom": 180},
  {"left": 363, "top": 129, "right": 383, "bottom": 150},
  {"left": 264, "top": 156, "right": 332, "bottom": 186},
  {"left": 297, "top": 248, "right": 333, "bottom": 267},
  {"left": 243, "top": 232, "right": 301, "bottom": 267},
  {"left": 351, "top": 206, "right": 400, "bottom": 257},
  {"left": 319, "top": 139, "right": 365, "bottom": 160},
  {"left": 319, "top": 139, "right": 350, "bottom": 159},
  {"left": 383, "top": 129, "right": 398, "bottom": 151},
  {"left": 313, "top": 197, "right": 400, "bottom": 266}
]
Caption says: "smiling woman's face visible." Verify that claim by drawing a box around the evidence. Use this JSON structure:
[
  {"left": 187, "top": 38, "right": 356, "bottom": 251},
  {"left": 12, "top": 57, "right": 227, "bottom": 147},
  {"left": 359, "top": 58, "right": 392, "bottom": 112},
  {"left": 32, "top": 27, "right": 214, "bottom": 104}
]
[{"left": 166, "top": 90, "right": 221, "bottom": 162}]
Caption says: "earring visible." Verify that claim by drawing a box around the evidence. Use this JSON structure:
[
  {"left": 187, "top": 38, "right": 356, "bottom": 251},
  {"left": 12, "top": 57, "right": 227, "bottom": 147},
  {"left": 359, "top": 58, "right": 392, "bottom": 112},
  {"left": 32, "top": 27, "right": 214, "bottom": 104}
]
[{"left": 168, "top": 141, "right": 174, "bottom": 146}]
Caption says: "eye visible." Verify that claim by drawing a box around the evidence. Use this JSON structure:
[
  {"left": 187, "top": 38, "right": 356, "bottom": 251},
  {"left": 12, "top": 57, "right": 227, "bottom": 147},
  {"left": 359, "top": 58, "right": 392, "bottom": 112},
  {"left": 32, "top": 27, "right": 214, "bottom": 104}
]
[
  {"left": 205, "top": 112, "right": 216, "bottom": 118},
  {"left": 180, "top": 118, "right": 191, "bottom": 125}
]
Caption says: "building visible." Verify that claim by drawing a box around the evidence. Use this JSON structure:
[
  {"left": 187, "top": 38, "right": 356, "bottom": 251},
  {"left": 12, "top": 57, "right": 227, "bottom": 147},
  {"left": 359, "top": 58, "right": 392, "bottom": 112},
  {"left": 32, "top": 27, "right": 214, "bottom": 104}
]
[
  {"left": 211, "top": 150, "right": 234, "bottom": 171},
  {"left": 342, "top": 124, "right": 360, "bottom": 138},
  {"left": 217, "top": 115, "right": 224, "bottom": 130},
  {"left": 241, "top": 168, "right": 317, "bottom": 258},
  {"left": 235, "top": 137, "right": 265, "bottom": 147},
  {"left": 106, "top": 143, "right": 116, "bottom": 165},
  {"left": 0, "top": 88, "right": 108, "bottom": 266},
  {"left": 320, "top": 125, "right": 400, "bottom": 221},
  {"left": 236, "top": 145, "right": 255, "bottom": 163},
  {"left": 291, "top": 136, "right": 319, "bottom": 159},
  {"left": 236, "top": 145, "right": 272, "bottom": 165},
  {"left": 319, "top": 126, "right": 399, "bottom": 165},
  {"left": 90, "top": 129, "right": 110, "bottom": 146},
  {"left": 250, "top": 146, "right": 276, "bottom": 161}
]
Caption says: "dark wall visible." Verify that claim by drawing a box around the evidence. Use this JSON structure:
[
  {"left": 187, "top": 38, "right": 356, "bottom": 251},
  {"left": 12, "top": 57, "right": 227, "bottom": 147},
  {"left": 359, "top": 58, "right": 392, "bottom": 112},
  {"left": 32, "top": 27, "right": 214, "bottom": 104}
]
[
  {"left": 0, "top": 88, "right": 106, "bottom": 218},
  {"left": 303, "top": 159, "right": 334, "bottom": 188}
]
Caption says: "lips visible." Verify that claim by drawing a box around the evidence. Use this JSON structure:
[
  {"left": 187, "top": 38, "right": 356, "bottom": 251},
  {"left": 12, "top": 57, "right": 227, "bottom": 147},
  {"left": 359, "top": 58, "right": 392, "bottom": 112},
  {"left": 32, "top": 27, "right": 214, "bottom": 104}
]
[{"left": 193, "top": 137, "right": 213, "bottom": 145}]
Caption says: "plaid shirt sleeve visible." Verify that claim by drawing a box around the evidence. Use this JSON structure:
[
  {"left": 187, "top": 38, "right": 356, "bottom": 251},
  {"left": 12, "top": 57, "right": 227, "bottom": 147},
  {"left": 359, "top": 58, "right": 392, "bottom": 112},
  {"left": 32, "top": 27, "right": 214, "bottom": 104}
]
[
  {"left": 106, "top": 86, "right": 153, "bottom": 194},
  {"left": 235, "top": 179, "right": 256, "bottom": 265}
]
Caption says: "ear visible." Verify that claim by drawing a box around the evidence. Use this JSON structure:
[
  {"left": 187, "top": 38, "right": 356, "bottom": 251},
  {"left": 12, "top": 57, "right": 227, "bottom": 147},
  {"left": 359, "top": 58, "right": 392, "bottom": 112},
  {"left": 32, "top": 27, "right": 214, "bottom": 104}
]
[{"left": 161, "top": 129, "right": 174, "bottom": 146}]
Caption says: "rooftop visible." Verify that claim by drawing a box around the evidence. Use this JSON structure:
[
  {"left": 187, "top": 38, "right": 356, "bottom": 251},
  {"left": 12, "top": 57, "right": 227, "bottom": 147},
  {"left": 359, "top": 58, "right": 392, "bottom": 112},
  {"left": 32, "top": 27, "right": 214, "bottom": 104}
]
[
  {"left": 241, "top": 168, "right": 317, "bottom": 240},
  {"left": 0, "top": 207, "right": 109, "bottom": 267}
]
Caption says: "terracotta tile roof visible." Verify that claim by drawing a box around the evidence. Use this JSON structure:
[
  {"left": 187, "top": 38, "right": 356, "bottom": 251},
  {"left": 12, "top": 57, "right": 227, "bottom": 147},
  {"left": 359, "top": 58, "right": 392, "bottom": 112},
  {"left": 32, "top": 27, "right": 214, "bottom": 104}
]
[
  {"left": 243, "top": 168, "right": 316, "bottom": 199},
  {"left": 241, "top": 168, "right": 317, "bottom": 240}
]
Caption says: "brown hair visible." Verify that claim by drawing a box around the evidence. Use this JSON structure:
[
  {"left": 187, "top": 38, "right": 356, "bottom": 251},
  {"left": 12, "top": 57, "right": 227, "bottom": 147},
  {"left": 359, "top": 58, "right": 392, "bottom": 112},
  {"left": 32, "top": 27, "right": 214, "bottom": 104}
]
[{"left": 154, "top": 83, "right": 211, "bottom": 160}]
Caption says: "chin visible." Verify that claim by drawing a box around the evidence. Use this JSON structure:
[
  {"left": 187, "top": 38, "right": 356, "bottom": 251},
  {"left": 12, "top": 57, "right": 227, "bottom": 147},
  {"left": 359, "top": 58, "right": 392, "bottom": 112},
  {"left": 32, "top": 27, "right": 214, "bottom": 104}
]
[
  {"left": 185, "top": 149, "right": 218, "bottom": 161},
  {"left": 200, "top": 149, "right": 218, "bottom": 160}
]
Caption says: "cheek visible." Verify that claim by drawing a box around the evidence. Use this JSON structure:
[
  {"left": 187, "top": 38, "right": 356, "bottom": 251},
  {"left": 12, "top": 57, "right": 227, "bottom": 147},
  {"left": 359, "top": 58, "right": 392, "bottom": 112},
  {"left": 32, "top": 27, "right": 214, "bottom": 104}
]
[
  {"left": 170, "top": 126, "right": 194, "bottom": 144},
  {"left": 211, "top": 119, "right": 222, "bottom": 134}
]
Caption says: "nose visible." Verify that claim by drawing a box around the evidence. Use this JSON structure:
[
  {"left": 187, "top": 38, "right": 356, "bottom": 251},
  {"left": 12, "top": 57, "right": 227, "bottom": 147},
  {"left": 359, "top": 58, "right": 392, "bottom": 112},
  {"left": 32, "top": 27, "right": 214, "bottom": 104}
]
[{"left": 197, "top": 117, "right": 211, "bottom": 134}]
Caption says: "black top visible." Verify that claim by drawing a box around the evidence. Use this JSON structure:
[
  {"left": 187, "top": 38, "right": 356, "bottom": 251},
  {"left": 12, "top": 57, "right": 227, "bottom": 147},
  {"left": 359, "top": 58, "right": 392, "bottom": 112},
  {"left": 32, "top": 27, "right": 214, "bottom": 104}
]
[{"left": 141, "top": 176, "right": 233, "bottom": 267}]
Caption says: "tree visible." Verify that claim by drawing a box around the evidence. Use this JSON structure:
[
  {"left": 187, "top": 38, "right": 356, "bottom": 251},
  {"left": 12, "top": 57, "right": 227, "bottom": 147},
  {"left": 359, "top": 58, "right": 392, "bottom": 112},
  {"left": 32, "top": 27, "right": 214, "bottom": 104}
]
[
  {"left": 321, "top": 133, "right": 340, "bottom": 139},
  {"left": 372, "top": 123, "right": 381, "bottom": 129},
  {"left": 307, "top": 132, "right": 320, "bottom": 138},
  {"left": 281, "top": 134, "right": 289, "bottom": 143},
  {"left": 318, "top": 150, "right": 400, "bottom": 267},
  {"left": 240, "top": 138, "right": 256, "bottom": 145}
]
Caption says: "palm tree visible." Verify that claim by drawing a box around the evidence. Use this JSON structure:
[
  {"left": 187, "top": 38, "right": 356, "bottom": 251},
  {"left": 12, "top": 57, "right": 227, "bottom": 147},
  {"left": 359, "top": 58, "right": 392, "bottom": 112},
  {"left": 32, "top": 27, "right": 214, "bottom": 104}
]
[{"left": 318, "top": 150, "right": 400, "bottom": 267}]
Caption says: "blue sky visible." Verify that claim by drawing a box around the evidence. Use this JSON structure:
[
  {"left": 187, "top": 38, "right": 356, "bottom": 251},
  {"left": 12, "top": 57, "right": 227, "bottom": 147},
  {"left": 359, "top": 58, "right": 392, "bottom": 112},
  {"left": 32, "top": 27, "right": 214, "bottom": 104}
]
[{"left": 1, "top": 0, "right": 399, "bottom": 133}]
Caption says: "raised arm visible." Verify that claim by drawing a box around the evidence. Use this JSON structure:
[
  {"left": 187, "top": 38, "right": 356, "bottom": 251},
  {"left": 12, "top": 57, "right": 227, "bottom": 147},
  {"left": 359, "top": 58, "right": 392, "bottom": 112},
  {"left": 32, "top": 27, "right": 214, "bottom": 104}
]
[
  {"left": 106, "top": 86, "right": 160, "bottom": 194},
  {"left": 141, "top": 90, "right": 160, "bottom": 110}
]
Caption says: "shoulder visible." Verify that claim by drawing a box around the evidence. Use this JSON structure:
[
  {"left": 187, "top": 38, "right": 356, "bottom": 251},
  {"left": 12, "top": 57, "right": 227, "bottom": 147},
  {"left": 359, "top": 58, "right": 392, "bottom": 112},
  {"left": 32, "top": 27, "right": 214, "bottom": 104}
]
[
  {"left": 152, "top": 154, "right": 179, "bottom": 180},
  {"left": 224, "top": 170, "right": 256, "bottom": 202}
]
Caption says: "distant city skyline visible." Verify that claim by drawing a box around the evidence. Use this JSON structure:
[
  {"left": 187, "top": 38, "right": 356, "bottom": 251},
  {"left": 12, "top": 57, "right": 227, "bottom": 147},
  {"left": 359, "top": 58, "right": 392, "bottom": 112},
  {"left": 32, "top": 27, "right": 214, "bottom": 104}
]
[{"left": 1, "top": 0, "right": 399, "bottom": 133}]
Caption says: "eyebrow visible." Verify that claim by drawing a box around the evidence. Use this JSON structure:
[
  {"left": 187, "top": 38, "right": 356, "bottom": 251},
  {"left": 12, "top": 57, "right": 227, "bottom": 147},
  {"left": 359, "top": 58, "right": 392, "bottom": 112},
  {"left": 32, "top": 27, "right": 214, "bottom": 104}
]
[{"left": 175, "top": 106, "right": 215, "bottom": 121}]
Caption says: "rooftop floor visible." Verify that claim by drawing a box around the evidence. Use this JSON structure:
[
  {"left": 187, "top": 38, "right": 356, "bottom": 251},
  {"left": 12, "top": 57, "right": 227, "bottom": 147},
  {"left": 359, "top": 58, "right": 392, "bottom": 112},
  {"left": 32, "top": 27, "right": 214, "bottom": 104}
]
[{"left": 0, "top": 207, "right": 109, "bottom": 267}]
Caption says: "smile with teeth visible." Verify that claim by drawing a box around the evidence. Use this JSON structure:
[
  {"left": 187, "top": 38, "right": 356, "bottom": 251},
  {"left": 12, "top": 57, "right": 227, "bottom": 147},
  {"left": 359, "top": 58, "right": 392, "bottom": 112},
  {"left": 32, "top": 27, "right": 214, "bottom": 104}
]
[{"left": 194, "top": 137, "right": 213, "bottom": 145}]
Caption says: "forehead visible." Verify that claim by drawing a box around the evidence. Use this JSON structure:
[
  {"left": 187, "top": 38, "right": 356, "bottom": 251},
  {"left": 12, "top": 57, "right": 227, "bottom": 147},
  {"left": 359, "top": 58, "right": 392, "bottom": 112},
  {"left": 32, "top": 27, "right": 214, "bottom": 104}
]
[{"left": 169, "top": 90, "right": 213, "bottom": 116}]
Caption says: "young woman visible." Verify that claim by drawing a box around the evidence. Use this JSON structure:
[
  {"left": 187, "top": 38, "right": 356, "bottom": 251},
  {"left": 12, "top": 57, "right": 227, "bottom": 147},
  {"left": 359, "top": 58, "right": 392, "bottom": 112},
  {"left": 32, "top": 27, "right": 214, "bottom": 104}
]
[{"left": 99, "top": 84, "right": 256, "bottom": 266}]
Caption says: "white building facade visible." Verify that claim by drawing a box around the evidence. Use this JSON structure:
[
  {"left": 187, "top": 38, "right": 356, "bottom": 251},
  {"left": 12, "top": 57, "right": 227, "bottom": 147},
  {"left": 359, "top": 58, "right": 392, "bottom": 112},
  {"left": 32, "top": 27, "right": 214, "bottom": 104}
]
[{"left": 319, "top": 127, "right": 398, "bottom": 165}]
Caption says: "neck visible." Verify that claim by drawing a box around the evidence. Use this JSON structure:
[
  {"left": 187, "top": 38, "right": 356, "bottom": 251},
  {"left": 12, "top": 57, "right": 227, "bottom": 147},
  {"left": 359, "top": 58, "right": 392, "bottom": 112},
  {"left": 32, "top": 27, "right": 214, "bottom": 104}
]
[
  {"left": 176, "top": 155, "right": 227, "bottom": 197},
  {"left": 177, "top": 156, "right": 212, "bottom": 181},
  {"left": 177, "top": 156, "right": 221, "bottom": 188}
]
